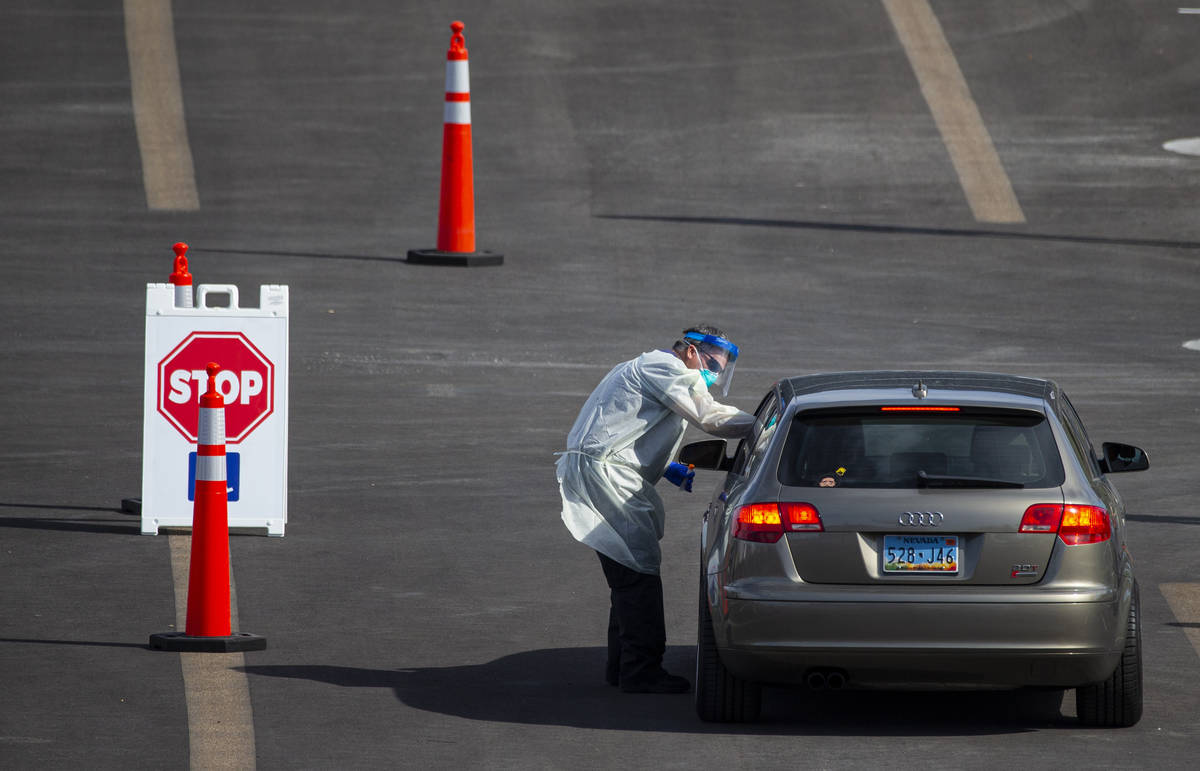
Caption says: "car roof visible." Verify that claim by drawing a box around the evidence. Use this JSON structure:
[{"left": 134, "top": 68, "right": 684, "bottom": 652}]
[{"left": 778, "top": 370, "right": 1057, "bottom": 406}]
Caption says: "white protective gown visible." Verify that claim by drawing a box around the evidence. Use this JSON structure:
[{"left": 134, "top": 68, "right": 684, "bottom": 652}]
[{"left": 557, "top": 349, "right": 755, "bottom": 574}]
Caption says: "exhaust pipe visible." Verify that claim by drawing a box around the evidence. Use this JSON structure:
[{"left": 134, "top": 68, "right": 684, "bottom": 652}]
[{"left": 805, "top": 668, "right": 848, "bottom": 690}]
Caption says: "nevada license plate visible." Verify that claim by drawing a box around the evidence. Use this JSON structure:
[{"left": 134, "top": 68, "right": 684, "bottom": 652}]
[{"left": 883, "top": 534, "right": 959, "bottom": 573}]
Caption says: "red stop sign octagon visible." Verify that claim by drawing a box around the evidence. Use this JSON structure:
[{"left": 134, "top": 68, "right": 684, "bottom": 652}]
[{"left": 157, "top": 331, "right": 274, "bottom": 443}]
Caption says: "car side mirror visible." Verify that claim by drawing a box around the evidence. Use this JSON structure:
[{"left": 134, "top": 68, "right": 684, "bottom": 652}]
[
  {"left": 679, "top": 439, "right": 732, "bottom": 472},
  {"left": 1098, "top": 442, "right": 1149, "bottom": 473}
]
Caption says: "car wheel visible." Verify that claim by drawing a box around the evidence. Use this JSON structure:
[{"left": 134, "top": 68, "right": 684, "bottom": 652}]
[
  {"left": 695, "top": 578, "right": 761, "bottom": 723},
  {"left": 1076, "top": 582, "right": 1143, "bottom": 727}
]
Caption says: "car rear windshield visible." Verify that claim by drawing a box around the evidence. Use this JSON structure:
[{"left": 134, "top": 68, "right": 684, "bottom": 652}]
[{"left": 777, "top": 407, "right": 1065, "bottom": 489}]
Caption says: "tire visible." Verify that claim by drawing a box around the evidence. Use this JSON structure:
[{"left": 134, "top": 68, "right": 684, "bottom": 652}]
[
  {"left": 1076, "top": 582, "right": 1143, "bottom": 727},
  {"left": 695, "top": 578, "right": 761, "bottom": 722}
]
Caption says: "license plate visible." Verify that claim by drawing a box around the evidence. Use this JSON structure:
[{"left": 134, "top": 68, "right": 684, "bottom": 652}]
[{"left": 883, "top": 535, "right": 959, "bottom": 573}]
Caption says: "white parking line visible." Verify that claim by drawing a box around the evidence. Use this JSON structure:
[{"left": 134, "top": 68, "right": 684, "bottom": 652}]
[
  {"left": 168, "top": 535, "right": 256, "bottom": 769},
  {"left": 881, "top": 0, "right": 1026, "bottom": 224},
  {"left": 1165, "top": 138, "right": 1200, "bottom": 157},
  {"left": 1160, "top": 583, "right": 1200, "bottom": 660},
  {"left": 124, "top": 0, "right": 199, "bottom": 210}
]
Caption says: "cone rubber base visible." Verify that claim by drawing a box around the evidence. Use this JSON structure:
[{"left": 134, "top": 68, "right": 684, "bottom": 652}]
[
  {"left": 407, "top": 248, "right": 504, "bottom": 267},
  {"left": 149, "top": 631, "right": 267, "bottom": 652}
]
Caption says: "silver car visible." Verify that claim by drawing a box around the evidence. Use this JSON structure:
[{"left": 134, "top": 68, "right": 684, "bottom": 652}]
[{"left": 680, "top": 371, "right": 1148, "bottom": 726}]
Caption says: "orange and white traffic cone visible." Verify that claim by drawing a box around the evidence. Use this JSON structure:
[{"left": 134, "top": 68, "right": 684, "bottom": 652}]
[
  {"left": 408, "top": 21, "right": 503, "bottom": 267},
  {"left": 169, "top": 242, "right": 193, "bottom": 308},
  {"left": 150, "top": 363, "right": 266, "bottom": 652},
  {"left": 121, "top": 241, "right": 195, "bottom": 518}
]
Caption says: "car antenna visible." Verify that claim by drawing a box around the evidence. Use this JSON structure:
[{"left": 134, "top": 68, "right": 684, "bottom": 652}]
[{"left": 912, "top": 380, "right": 927, "bottom": 399}]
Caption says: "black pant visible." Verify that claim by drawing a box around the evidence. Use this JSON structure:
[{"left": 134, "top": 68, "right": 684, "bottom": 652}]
[{"left": 597, "top": 551, "right": 667, "bottom": 687}]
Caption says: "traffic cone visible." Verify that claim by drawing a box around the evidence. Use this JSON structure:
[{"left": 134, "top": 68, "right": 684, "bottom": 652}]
[
  {"left": 121, "top": 241, "right": 194, "bottom": 518},
  {"left": 150, "top": 363, "right": 266, "bottom": 652},
  {"left": 408, "top": 21, "right": 503, "bottom": 267},
  {"left": 169, "top": 242, "right": 193, "bottom": 308}
]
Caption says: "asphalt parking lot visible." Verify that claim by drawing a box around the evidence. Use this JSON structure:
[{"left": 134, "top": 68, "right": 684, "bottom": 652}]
[{"left": 3, "top": 1, "right": 1200, "bottom": 768}]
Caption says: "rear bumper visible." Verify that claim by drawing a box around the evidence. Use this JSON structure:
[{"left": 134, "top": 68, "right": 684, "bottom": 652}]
[{"left": 716, "top": 593, "right": 1125, "bottom": 688}]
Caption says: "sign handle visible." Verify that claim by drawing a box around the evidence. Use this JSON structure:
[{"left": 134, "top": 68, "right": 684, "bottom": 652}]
[{"left": 197, "top": 284, "right": 241, "bottom": 310}]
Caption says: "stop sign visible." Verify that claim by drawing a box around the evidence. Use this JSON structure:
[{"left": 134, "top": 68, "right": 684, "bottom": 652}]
[{"left": 157, "top": 331, "right": 274, "bottom": 443}]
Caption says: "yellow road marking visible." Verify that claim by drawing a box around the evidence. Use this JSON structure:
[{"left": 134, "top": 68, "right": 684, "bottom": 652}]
[
  {"left": 1160, "top": 583, "right": 1200, "bottom": 660},
  {"left": 881, "top": 0, "right": 1025, "bottom": 224},
  {"left": 168, "top": 535, "right": 256, "bottom": 770},
  {"left": 124, "top": 0, "right": 200, "bottom": 210}
]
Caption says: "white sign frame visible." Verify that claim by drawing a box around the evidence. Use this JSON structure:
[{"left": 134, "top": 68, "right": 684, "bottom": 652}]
[{"left": 140, "top": 283, "right": 289, "bottom": 536}]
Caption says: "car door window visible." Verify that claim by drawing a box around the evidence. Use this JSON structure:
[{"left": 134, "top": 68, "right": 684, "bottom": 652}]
[
  {"left": 1059, "top": 392, "right": 1102, "bottom": 478},
  {"left": 745, "top": 399, "right": 783, "bottom": 474},
  {"left": 730, "top": 392, "right": 780, "bottom": 477}
]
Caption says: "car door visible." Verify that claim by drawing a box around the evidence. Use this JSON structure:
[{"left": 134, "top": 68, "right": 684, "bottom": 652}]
[
  {"left": 1059, "top": 391, "right": 1129, "bottom": 546},
  {"left": 703, "top": 390, "right": 782, "bottom": 570}
]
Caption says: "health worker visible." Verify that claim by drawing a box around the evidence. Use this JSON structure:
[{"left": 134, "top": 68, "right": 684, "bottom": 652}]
[{"left": 557, "top": 325, "right": 754, "bottom": 693}]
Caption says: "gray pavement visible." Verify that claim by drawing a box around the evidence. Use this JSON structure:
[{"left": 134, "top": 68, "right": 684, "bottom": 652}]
[{"left": 3, "top": 1, "right": 1200, "bottom": 768}]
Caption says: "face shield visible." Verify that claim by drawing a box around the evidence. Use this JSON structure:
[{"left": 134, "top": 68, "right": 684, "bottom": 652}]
[{"left": 684, "top": 332, "right": 739, "bottom": 396}]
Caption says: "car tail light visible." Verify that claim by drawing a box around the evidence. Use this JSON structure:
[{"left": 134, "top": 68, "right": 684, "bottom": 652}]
[
  {"left": 1059, "top": 504, "right": 1111, "bottom": 545},
  {"left": 734, "top": 502, "right": 823, "bottom": 543},
  {"left": 784, "top": 502, "right": 823, "bottom": 532},
  {"left": 1019, "top": 504, "right": 1110, "bottom": 544},
  {"left": 879, "top": 406, "right": 960, "bottom": 412},
  {"left": 1018, "top": 504, "right": 1061, "bottom": 533}
]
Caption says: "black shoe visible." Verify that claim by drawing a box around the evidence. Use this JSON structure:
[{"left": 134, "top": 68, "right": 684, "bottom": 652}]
[{"left": 620, "top": 673, "right": 690, "bottom": 694}]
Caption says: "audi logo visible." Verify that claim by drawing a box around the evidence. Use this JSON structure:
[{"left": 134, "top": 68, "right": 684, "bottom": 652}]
[{"left": 898, "top": 511, "right": 944, "bottom": 526}]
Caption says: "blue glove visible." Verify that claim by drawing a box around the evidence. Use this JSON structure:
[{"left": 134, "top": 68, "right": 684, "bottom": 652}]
[{"left": 664, "top": 462, "right": 695, "bottom": 492}]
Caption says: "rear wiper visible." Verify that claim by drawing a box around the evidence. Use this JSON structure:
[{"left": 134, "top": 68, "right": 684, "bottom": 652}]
[{"left": 916, "top": 470, "right": 1024, "bottom": 489}]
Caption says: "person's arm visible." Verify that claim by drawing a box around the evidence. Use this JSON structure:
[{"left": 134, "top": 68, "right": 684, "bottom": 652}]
[
  {"left": 643, "top": 357, "right": 755, "bottom": 438},
  {"left": 670, "top": 382, "right": 755, "bottom": 438}
]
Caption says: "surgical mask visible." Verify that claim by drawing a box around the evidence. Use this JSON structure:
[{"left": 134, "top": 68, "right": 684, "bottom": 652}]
[{"left": 699, "top": 368, "right": 719, "bottom": 388}]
